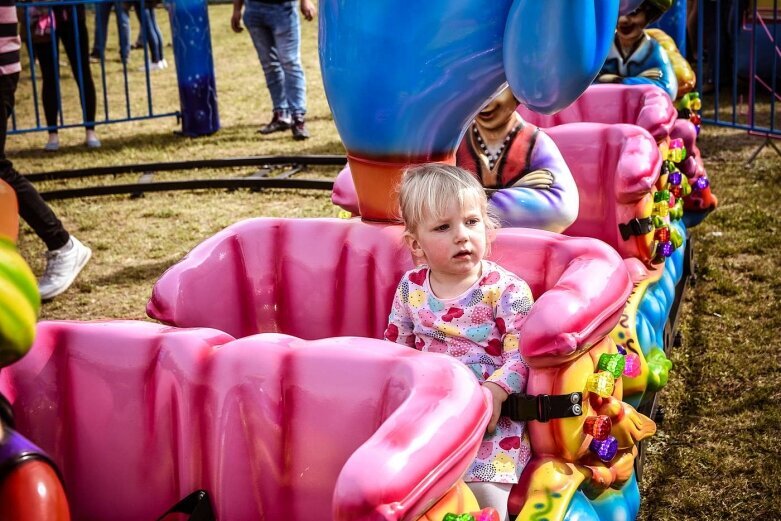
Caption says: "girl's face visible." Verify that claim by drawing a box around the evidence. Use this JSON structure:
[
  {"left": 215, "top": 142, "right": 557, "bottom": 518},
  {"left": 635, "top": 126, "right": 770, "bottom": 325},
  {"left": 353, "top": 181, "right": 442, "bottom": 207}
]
[{"left": 405, "top": 194, "right": 488, "bottom": 284}]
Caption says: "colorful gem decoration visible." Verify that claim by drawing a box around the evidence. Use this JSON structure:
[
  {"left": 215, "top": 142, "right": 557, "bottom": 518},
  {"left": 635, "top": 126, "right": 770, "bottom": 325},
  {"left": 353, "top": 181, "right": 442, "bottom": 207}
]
[
  {"left": 597, "top": 353, "right": 626, "bottom": 379},
  {"left": 444, "top": 512, "right": 498, "bottom": 521},
  {"left": 585, "top": 371, "right": 615, "bottom": 398},
  {"left": 443, "top": 514, "right": 474, "bottom": 521},
  {"left": 694, "top": 177, "right": 710, "bottom": 192},
  {"left": 589, "top": 435, "right": 619, "bottom": 462},
  {"left": 623, "top": 352, "right": 642, "bottom": 377},
  {"left": 675, "top": 91, "right": 702, "bottom": 133},
  {"left": 473, "top": 509, "right": 500, "bottom": 521},
  {"left": 583, "top": 415, "right": 612, "bottom": 441}
]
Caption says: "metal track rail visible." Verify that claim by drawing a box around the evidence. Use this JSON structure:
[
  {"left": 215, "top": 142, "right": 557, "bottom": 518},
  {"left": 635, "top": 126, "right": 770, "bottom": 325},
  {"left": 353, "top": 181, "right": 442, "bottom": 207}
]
[{"left": 27, "top": 154, "right": 348, "bottom": 200}]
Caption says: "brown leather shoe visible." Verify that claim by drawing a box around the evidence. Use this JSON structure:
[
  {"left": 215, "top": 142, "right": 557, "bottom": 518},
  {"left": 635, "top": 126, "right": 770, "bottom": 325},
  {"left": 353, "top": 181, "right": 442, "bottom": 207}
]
[
  {"left": 258, "top": 112, "right": 292, "bottom": 134},
  {"left": 291, "top": 116, "right": 310, "bottom": 140}
]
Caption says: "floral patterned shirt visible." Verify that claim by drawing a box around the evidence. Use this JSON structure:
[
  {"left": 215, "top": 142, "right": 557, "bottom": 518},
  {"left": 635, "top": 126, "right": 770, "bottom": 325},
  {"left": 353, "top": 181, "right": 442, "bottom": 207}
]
[{"left": 384, "top": 260, "right": 533, "bottom": 483}]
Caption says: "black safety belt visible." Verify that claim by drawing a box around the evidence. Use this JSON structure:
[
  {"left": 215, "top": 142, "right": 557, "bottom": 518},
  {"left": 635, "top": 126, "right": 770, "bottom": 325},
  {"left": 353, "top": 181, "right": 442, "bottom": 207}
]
[
  {"left": 501, "top": 392, "right": 583, "bottom": 423},
  {"left": 619, "top": 217, "right": 654, "bottom": 241}
]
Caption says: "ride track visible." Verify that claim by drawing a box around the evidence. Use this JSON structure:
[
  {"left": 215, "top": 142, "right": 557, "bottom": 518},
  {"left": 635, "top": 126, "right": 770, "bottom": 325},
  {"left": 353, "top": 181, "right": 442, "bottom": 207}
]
[{"left": 24, "top": 154, "right": 348, "bottom": 200}]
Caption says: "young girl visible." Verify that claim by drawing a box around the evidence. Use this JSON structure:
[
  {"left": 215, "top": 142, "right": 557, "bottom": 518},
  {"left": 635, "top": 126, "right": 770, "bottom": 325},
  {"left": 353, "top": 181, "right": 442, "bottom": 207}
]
[{"left": 384, "top": 163, "right": 533, "bottom": 520}]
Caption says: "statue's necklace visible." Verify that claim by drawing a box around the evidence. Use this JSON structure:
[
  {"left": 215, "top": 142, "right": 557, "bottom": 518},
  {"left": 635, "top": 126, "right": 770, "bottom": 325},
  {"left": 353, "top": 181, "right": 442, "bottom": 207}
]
[{"left": 473, "top": 123, "right": 522, "bottom": 170}]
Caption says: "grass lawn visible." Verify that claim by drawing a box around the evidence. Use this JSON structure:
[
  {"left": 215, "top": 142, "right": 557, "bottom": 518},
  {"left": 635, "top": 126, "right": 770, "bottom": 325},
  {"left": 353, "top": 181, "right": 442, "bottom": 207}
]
[{"left": 8, "top": 4, "right": 781, "bottom": 520}]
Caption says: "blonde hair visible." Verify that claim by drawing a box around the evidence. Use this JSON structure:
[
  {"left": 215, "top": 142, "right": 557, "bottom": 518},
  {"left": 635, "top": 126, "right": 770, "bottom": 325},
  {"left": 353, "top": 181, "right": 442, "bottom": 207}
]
[{"left": 398, "top": 163, "right": 499, "bottom": 235}]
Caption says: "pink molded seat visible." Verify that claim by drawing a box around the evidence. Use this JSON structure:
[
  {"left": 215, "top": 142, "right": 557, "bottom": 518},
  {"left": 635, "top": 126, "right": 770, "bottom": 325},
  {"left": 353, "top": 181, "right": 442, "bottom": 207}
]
[
  {"left": 517, "top": 84, "right": 677, "bottom": 143},
  {"left": 545, "top": 123, "right": 661, "bottom": 261},
  {"left": 0, "top": 321, "right": 489, "bottom": 521},
  {"left": 148, "top": 218, "right": 632, "bottom": 366}
]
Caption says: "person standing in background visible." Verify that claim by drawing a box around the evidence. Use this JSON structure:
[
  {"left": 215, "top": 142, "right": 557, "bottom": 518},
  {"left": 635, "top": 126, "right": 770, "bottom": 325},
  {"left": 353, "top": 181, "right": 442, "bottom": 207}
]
[
  {"left": 90, "top": 0, "right": 131, "bottom": 64},
  {"left": 25, "top": 1, "right": 102, "bottom": 150},
  {"left": 231, "top": 0, "right": 315, "bottom": 140},
  {"left": 0, "top": 0, "right": 92, "bottom": 300}
]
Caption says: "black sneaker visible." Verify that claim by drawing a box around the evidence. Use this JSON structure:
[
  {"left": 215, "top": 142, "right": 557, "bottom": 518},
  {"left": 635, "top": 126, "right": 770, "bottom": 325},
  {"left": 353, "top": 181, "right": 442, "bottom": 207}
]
[
  {"left": 258, "top": 111, "right": 292, "bottom": 135},
  {"left": 291, "top": 116, "right": 310, "bottom": 140}
]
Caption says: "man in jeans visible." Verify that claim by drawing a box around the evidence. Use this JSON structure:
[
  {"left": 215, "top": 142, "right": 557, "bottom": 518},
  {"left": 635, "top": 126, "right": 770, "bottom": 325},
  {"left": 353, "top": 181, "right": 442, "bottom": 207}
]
[
  {"left": 0, "top": 0, "right": 92, "bottom": 300},
  {"left": 231, "top": 0, "right": 316, "bottom": 140}
]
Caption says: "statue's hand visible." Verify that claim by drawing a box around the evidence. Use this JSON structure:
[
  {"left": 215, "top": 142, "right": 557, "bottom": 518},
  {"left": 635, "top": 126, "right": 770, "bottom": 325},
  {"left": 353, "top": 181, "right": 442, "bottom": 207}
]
[
  {"left": 512, "top": 169, "right": 555, "bottom": 189},
  {"left": 597, "top": 73, "right": 622, "bottom": 83},
  {"left": 638, "top": 67, "right": 663, "bottom": 80}
]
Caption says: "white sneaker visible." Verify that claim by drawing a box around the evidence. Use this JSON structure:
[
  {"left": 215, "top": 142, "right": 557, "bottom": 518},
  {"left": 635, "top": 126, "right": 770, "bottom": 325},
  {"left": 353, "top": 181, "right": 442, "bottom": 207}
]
[
  {"left": 141, "top": 59, "right": 168, "bottom": 72},
  {"left": 38, "top": 236, "right": 92, "bottom": 300}
]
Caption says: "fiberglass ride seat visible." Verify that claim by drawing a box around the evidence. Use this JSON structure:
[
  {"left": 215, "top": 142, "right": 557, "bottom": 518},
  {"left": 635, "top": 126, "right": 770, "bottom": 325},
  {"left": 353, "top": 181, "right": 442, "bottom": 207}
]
[
  {"left": 518, "top": 83, "right": 716, "bottom": 227},
  {"left": 146, "top": 217, "right": 654, "bottom": 520},
  {"left": 0, "top": 321, "right": 493, "bottom": 520}
]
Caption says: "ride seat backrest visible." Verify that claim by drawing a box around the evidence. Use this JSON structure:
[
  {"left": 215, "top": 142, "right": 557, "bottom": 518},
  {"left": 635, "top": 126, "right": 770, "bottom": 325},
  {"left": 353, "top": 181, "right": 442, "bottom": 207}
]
[
  {"left": 148, "top": 219, "right": 632, "bottom": 366},
  {"left": 517, "top": 83, "right": 676, "bottom": 142},
  {"left": 1, "top": 322, "right": 487, "bottom": 520},
  {"left": 545, "top": 123, "right": 661, "bottom": 260}
]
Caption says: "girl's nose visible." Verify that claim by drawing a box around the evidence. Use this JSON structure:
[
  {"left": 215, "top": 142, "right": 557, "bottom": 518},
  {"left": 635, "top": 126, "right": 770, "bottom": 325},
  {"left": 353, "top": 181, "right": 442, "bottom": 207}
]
[{"left": 454, "top": 224, "right": 468, "bottom": 242}]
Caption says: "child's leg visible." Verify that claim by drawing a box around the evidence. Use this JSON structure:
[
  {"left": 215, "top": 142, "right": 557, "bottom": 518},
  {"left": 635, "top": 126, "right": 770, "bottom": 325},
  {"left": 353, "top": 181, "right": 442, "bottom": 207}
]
[{"left": 466, "top": 481, "right": 513, "bottom": 521}]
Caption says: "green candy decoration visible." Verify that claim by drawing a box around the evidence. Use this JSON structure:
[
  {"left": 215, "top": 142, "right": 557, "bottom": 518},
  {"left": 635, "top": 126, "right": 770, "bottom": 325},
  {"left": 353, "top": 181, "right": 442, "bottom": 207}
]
[
  {"left": 443, "top": 514, "right": 475, "bottom": 521},
  {"left": 646, "top": 347, "right": 673, "bottom": 392},
  {"left": 670, "top": 226, "right": 684, "bottom": 248},
  {"left": 597, "top": 353, "right": 626, "bottom": 379}
]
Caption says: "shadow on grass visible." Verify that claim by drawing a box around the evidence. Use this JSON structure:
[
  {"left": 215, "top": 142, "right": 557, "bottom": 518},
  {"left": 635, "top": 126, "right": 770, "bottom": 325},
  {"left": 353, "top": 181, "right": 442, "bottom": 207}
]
[{"left": 90, "top": 257, "right": 179, "bottom": 287}]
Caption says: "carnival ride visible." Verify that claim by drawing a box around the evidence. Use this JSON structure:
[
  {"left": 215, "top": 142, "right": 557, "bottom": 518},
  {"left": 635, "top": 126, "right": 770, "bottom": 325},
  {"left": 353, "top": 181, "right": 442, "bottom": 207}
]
[{"left": 0, "top": 0, "right": 717, "bottom": 520}]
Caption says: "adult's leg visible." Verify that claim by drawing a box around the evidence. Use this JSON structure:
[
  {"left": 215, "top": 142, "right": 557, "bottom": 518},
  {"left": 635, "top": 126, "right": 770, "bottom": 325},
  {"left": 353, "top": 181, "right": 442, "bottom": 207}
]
[
  {"left": 139, "top": 6, "right": 163, "bottom": 62},
  {"left": 0, "top": 73, "right": 69, "bottom": 251},
  {"left": 243, "top": 7, "right": 288, "bottom": 113},
  {"left": 115, "top": 2, "right": 132, "bottom": 62},
  {"left": 58, "top": 7, "right": 97, "bottom": 130},
  {"left": 91, "top": 1, "right": 111, "bottom": 57},
  {"left": 271, "top": 2, "right": 306, "bottom": 116},
  {"left": 32, "top": 42, "right": 59, "bottom": 132}
]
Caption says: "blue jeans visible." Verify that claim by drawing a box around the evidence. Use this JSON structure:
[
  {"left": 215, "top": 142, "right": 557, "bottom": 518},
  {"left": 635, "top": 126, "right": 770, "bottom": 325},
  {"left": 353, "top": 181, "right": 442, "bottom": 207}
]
[
  {"left": 92, "top": 1, "right": 131, "bottom": 61},
  {"left": 135, "top": 4, "right": 164, "bottom": 63},
  {"left": 243, "top": 1, "right": 307, "bottom": 116}
]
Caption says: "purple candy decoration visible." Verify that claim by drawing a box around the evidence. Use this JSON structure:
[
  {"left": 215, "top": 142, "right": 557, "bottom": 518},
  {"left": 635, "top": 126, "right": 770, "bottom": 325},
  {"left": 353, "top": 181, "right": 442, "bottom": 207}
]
[
  {"left": 660, "top": 241, "right": 674, "bottom": 257},
  {"left": 694, "top": 177, "right": 710, "bottom": 191},
  {"left": 669, "top": 171, "right": 682, "bottom": 186},
  {"left": 590, "top": 435, "right": 618, "bottom": 462},
  {"left": 617, "top": 345, "right": 627, "bottom": 355}
]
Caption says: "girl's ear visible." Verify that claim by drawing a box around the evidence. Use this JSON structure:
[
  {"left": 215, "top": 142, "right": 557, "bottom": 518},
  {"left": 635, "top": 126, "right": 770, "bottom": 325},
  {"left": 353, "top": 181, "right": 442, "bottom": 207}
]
[{"left": 404, "top": 232, "right": 427, "bottom": 264}]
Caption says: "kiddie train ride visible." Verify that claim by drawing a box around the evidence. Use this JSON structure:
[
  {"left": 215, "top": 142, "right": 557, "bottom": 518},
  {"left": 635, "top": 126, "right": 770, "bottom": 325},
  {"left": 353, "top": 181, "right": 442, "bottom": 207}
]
[{"left": 0, "top": 1, "right": 715, "bottom": 520}]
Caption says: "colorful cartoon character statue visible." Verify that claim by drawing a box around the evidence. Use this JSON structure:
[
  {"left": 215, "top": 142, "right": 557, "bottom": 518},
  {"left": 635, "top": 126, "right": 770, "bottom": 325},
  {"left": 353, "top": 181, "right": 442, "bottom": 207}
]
[
  {"left": 455, "top": 87, "right": 579, "bottom": 233},
  {"left": 0, "top": 180, "right": 70, "bottom": 520},
  {"left": 332, "top": 87, "right": 579, "bottom": 233},
  {"left": 597, "top": 0, "right": 679, "bottom": 100}
]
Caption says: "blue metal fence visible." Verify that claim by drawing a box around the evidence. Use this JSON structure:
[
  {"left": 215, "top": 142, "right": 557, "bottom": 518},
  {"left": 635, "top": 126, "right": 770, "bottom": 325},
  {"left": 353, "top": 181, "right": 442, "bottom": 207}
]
[
  {"left": 697, "top": 0, "right": 781, "bottom": 159},
  {"left": 10, "top": 0, "right": 179, "bottom": 135}
]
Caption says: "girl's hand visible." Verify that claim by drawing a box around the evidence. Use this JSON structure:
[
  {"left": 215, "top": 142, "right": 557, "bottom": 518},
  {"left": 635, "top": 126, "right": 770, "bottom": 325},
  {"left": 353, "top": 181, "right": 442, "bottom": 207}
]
[{"left": 483, "top": 381, "right": 509, "bottom": 434}]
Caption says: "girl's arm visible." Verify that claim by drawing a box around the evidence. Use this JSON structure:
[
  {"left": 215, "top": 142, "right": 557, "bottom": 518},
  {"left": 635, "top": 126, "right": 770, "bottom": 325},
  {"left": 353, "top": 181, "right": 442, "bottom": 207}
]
[
  {"left": 485, "top": 279, "right": 533, "bottom": 396},
  {"left": 384, "top": 278, "right": 417, "bottom": 348}
]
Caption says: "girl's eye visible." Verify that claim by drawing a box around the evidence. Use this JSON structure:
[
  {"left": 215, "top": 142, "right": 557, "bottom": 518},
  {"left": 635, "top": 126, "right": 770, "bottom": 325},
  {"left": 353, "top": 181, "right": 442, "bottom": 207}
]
[
  {"left": 466, "top": 218, "right": 480, "bottom": 226},
  {"left": 434, "top": 224, "right": 449, "bottom": 232}
]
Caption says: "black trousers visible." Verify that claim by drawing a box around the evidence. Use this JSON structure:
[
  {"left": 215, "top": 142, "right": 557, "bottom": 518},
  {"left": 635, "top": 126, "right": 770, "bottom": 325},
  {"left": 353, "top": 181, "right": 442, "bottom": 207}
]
[
  {"left": 32, "top": 5, "right": 97, "bottom": 132},
  {"left": 0, "top": 72, "right": 69, "bottom": 251}
]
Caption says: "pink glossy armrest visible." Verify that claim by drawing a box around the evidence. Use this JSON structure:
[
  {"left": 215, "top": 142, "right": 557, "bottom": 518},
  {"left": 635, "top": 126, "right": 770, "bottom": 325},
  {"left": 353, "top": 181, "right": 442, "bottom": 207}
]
[
  {"left": 0, "top": 321, "right": 489, "bottom": 521},
  {"left": 518, "top": 84, "right": 677, "bottom": 142},
  {"left": 547, "top": 123, "right": 661, "bottom": 260},
  {"left": 148, "top": 219, "right": 632, "bottom": 366}
]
